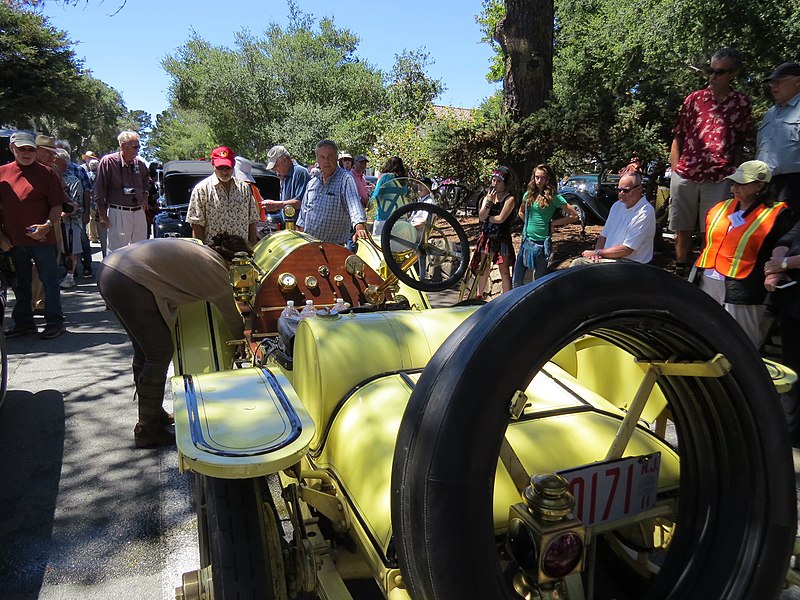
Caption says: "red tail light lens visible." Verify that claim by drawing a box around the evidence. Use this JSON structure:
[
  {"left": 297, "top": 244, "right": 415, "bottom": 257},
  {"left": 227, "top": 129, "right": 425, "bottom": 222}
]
[{"left": 541, "top": 533, "right": 583, "bottom": 578}]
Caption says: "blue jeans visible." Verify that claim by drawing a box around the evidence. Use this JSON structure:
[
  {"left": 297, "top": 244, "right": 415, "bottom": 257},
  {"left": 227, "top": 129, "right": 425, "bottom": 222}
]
[
  {"left": 10, "top": 244, "right": 64, "bottom": 326},
  {"left": 512, "top": 238, "right": 548, "bottom": 288}
]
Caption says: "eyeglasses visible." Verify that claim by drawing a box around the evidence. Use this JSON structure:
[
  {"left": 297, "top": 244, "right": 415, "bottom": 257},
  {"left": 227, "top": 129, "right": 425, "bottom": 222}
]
[
  {"left": 705, "top": 67, "right": 733, "bottom": 76},
  {"left": 215, "top": 166, "right": 233, "bottom": 171},
  {"left": 123, "top": 142, "right": 140, "bottom": 149},
  {"left": 617, "top": 184, "right": 642, "bottom": 193}
]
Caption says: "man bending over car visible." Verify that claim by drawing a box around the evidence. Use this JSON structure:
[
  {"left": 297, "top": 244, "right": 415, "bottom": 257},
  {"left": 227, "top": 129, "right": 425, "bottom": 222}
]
[{"left": 98, "top": 235, "right": 248, "bottom": 449}]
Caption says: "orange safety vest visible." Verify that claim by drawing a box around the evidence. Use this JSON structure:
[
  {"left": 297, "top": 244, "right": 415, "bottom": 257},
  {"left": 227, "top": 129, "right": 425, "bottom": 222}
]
[{"left": 696, "top": 198, "right": 786, "bottom": 279}]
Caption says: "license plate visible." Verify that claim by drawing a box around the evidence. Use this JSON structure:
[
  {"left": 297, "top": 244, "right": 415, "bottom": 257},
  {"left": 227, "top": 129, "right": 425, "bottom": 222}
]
[{"left": 558, "top": 452, "right": 661, "bottom": 526}]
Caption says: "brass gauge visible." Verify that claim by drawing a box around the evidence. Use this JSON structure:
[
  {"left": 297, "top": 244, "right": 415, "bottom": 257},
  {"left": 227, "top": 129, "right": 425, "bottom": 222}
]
[
  {"left": 305, "top": 275, "right": 319, "bottom": 289},
  {"left": 278, "top": 272, "right": 297, "bottom": 292},
  {"left": 333, "top": 274, "right": 344, "bottom": 286},
  {"left": 364, "top": 285, "right": 385, "bottom": 305},
  {"left": 283, "top": 205, "right": 296, "bottom": 218}
]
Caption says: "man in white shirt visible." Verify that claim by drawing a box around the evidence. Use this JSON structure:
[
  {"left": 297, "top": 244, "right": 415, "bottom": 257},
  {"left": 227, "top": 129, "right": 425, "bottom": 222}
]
[{"left": 571, "top": 172, "right": 655, "bottom": 265}]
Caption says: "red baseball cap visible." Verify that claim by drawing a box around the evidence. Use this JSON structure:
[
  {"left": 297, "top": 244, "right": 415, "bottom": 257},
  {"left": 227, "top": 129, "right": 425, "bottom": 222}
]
[{"left": 210, "top": 146, "right": 235, "bottom": 168}]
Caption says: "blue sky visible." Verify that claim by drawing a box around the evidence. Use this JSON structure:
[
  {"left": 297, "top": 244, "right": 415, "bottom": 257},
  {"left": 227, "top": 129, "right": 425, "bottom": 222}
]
[{"left": 42, "top": 0, "right": 501, "bottom": 120}]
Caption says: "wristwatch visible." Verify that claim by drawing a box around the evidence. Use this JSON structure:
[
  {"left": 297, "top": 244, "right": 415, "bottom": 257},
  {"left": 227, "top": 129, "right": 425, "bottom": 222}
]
[{"left": 781, "top": 257, "right": 789, "bottom": 271}]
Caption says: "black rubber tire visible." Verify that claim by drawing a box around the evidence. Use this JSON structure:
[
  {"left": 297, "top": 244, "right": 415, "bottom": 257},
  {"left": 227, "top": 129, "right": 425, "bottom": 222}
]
[
  {"left": 780, "top": 389, "right": 800, "bottom": 445},
  {"left": 391, "top": 263, "right": 795, "bottom": 600},
  {"left": 204, "top": 476, "right": 275, "bottom": 600},
  {"left": 194, "top": 474, "right": 211, "bottom": 568},
  {"left": 0, "top": 328, "right": 7, "bottom": 410},
  {"left": 380, "top": 202, "right": 470, "bottom": 292}
]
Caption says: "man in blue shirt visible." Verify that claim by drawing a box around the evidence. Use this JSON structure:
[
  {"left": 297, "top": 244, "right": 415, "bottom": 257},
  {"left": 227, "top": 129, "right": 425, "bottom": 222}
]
[
  {"left": 264, "top": 145, "right": 310, "bottom": 213},
  {"left": 756, "top": 62, "right": 800, "bottom": 220},
  {"left": 296, "top": 140, "right": 367, "bottom": 245}
]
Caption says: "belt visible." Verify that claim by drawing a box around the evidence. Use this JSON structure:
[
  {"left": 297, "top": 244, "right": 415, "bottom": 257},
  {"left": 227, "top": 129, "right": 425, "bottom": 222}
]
[{"left": 108, "top": 204, "right": 142, "bottom": 212}]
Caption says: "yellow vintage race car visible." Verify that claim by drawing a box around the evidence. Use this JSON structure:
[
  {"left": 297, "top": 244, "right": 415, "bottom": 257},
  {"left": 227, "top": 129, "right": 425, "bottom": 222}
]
[{"left": 170, "top": 204, "right": 796, "bottom": 600}]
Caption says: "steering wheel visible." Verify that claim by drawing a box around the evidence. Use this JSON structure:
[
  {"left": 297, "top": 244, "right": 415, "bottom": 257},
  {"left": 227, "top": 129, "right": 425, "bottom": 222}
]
[{"left": 380, "top": 202, "right": 470, "bottom": 292}]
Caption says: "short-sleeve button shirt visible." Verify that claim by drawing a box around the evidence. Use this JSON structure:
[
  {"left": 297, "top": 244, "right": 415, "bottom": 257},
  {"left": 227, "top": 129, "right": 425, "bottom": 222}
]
[
  {"left": 756, "top": 92, "right": 800, "bottom": 176},
  {"left": 673, "top": 87, "right": 755, "bottom": 183},
  {"left": 186, "top": 173, "right": 260, "bottom": 241},
  {"left": 296, "top": 167, "right": 365, "bottom": 244}
]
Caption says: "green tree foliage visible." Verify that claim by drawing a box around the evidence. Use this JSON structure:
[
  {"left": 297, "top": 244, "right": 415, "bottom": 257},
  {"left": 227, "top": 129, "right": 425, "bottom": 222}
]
[
  {"left": 426, "top": 111, "right": 496, "bottom": 186},
  {"left": 0, "top": 4, "right": 89, "bottom": 127},
  {"left": 475, "top": 0, "right": 505, "bottom": 83},
  {"left": 464, "top": 0, "right": 800, "bottom": 181},
  {"left": 369, "top": 49, "right": 445, "bottom": 176},
  {"left": 386, "top": 49, "right": 443, "bottom": 125},
  {"left": 1, "top": 5, "right": 145, "bottom": 159},
  {"left": 148, "top": 108, "right": 213, "bottom": 161},
  {"left": 550, "top": 0, "right": 800, "bottom": 172},
  {"left": 39, "top": 75, "right": 130, "bottom": 156},
  {"left": 159, "top": 3, "right": 389, "bottom": 164}
]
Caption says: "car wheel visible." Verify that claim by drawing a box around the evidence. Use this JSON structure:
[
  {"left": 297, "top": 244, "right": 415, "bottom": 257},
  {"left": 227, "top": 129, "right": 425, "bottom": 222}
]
[
  {"left": 569, "top": 201, "right": 586, "bottom": 226},
  {"left": 0, "top": 327, "right": 7, "bottom": 410},
  {"left": 202, "top": 476, "right": 285, "bottom": 600},
  {"left": 392, "top": 263, "right": 795, "bottom": 599},
  {"left": 194, "top": 474, "right": 211, "bottom": 568},
  {"left": 381, "top": 202, "right": 470, "bottom": 292},
  {"left": 781, "top": 389, "right": 800, "bottom": 444}
]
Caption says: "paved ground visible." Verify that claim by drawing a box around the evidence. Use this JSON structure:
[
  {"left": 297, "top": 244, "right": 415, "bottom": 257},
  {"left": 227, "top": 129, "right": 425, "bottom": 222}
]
[
  {"left": 0, "top": 245, "right": 799, "bottom": 599},
  {"left": 0, "top": 248, "right": 197, "bottom": 600}
]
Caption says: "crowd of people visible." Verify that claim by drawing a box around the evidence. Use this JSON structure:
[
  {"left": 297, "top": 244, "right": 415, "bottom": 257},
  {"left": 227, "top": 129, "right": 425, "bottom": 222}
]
[{"left": 0, "top": 53, "right": 798, "bottom": 447}]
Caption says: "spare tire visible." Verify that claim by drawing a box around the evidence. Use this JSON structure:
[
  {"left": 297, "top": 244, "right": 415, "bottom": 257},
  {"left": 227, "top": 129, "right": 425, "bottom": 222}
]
[{"left": 391, "top": 263, "right": 795, "bottom": 600}]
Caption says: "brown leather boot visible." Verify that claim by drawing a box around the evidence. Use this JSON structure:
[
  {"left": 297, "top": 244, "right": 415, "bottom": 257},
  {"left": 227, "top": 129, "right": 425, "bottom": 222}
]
[
  {"left": 160, "top": 409, "right": 175, "bottom": 426},
  {"left": 134, "top": 423, "right": 175, "bottom": 449}
]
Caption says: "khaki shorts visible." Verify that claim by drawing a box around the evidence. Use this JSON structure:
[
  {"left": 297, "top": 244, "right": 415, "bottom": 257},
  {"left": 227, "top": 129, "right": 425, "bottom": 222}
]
[{"left": 668, "top": 173, "right": 731, "bottom": 232}]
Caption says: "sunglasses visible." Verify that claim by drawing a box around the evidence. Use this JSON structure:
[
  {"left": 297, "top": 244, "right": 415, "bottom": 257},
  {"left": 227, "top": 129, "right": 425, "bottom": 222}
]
[
  {"left": 215, "top": 165, "right": 233, "bottom": 171},
  {"left": 705, "top": 67, "right": 733, "bottom": 76},
  {"left": 617, "top": 184, "right": 642, "bottom": 193}
]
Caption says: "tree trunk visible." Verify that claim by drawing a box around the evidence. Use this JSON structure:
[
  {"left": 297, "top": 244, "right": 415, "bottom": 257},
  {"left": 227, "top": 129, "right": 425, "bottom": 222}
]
[{"left": 495, "top": 0, "right": 554, "bottom": 121}]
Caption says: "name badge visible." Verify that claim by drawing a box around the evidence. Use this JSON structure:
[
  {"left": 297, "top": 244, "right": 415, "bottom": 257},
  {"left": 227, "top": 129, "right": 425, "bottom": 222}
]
[{"left": 729, "top": 211, "right": 746, "bottom": 227}]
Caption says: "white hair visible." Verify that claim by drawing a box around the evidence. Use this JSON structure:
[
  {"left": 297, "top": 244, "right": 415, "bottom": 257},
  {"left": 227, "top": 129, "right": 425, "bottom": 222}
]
[{"left": 117, "top": 131, "right": 140, "bottom": 145}]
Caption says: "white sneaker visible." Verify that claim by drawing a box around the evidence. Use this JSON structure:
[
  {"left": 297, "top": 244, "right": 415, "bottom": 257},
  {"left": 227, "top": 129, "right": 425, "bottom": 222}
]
[{"left": 60, "top": 274, "right": 75, "bottom": 289}]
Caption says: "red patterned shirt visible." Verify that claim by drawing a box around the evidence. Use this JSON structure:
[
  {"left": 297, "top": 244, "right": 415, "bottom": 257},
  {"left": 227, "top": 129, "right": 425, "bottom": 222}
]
[{"left": 673, "top": 87, "right": 754, "bottom": 183}]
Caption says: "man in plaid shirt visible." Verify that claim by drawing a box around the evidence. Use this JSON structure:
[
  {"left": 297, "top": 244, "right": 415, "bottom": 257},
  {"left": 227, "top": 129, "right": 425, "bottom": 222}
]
[{"left": 297, "top": 139, "right": 368, "bottom": 246}]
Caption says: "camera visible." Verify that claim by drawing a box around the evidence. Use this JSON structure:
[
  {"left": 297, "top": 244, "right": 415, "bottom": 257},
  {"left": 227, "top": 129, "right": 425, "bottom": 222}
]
[{"left": 123, "top": 187, "right": 136, "bottom": 196}]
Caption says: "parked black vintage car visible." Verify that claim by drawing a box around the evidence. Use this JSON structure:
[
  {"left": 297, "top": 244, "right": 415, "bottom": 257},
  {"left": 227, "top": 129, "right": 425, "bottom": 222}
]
[
  {"left": 559, "top": 173, "right": 622, "bottom": 226},
  {"left": 154, "top": 160, "right": 281, "bottom": 238},
  {"left": 559, "top": 172, "right": 670, "bottom": 231}
]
